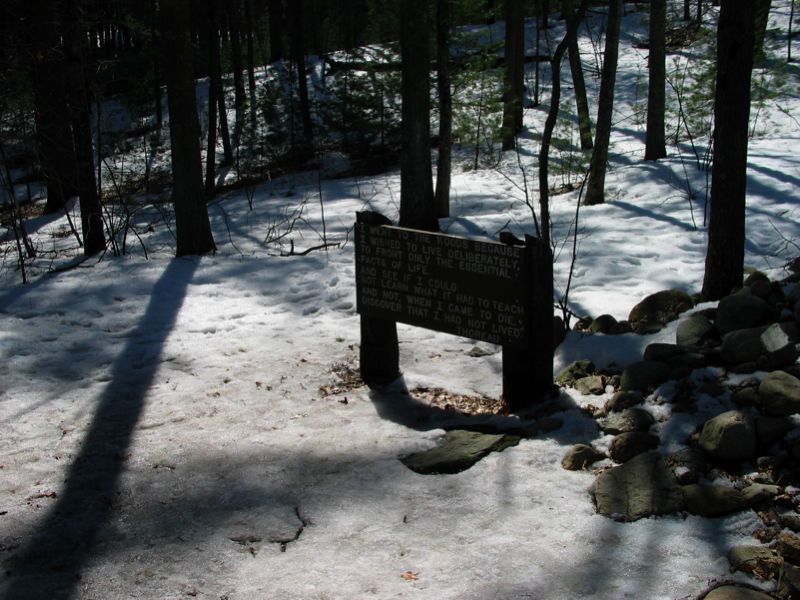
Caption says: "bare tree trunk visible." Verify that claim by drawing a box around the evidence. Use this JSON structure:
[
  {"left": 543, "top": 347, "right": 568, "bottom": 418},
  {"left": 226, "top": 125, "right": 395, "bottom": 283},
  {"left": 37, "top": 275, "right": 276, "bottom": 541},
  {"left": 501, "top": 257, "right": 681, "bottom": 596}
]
[
  {"left": 563, "top": 0, "right": 592, "bottom": 150},
  {"left": 702, "top": 0, "right": 755, "bottom": 299},
  {"left": 501, "top": 0, "right": 524, "bottom": 151},
  {"left": 226, "top": 0, "right": 246, "bottom": 141},
  {"left": 584, "top": 0, "right": 621, "bottom": 206},
  {"left": 400, "top": 0, "right": 437, "bottom": 231},
  {"left": 290, "top": 0, "right": 313, "bottom": 149},
  {"left": 753, "top": 0, "right": 772, "bottom": 62},
  {"left": 645, "top": 0, "right": 667, "bottom": 160},
  {"left": 205, "top": 0, "right": 220, "bottom": 195},
  {"left": 435, "top": 0, "right": 452, "bottom": 218},
  {"left": 161, "top": 0, "right": 216, "bottom": 256},
  {"left": 268, "top": 0, "right": 283, "bottom": 61},
  {"left": 61, "top": 0, "right": 105, "bottom": 255},
  {"left": 25, "top": 0, "right": 79, "bottom": 213}
]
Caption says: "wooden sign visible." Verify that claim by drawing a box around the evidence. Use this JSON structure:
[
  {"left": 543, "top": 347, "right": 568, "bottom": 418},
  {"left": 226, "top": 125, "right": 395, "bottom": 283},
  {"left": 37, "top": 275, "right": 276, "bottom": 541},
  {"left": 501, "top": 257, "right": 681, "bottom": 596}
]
[{"left": 355, "top": 223, "right": 530, "bottom": 347}]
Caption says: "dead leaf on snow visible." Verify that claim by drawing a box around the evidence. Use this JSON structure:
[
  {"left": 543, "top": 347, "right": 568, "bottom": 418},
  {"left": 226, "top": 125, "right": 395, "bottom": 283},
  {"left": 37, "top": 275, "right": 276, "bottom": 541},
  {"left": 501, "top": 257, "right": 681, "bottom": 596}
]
[{"left": 401, "top": 571, "right": 419, "bottom": 581}]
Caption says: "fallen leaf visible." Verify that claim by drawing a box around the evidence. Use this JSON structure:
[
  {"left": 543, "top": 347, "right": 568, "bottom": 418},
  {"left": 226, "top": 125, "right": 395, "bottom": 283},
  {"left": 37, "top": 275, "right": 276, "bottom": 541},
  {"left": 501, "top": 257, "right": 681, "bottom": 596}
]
[{"left": 401, "top": 571, "right": 419, "bottom": 582}]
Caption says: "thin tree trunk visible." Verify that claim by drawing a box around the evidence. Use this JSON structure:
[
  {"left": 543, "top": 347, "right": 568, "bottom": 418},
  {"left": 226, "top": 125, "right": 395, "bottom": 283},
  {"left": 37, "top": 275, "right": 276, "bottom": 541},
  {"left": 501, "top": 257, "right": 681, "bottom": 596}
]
[
  {"left": 563, "top": 0, "right": 592, "bottom": 149},
  {"left": 435, "top": 0, "right": 452, "bottom": 218},
  {"left": 645, "top": 0, "right": 667, "bottom": 160},
  {"left": 702, "top": 0, "right": 755, "bottom": 299},
  {"left": 400, "top": 0, "right": 437, "bottom": 231},
  {"left": 584, "top": 0, "right": 621, "bottom": 206},
  {"left": 226, "top": 0, "right": 246, "bottom": 141},
  {"left": 245, "top": 0, "right": 256, "bottom": 94},
  {"left": 161, "top": 0, "right": 216, "bottom": 256},
  {"left": 501, "top": 0, "right": 524, "bottom": 151},
  {"left": 540, "top": 1, "right": 589, "bottom": 249},
  {"left": 753, "top": 0, "right": 772, "bottom": 62},
  {"left": 789, "top": 0, "right": 795, "bottom": 62},
  {"left": 217, "top": 76, "right": 233, "bottom": 165},
  {"left": 290, "top": 0, "right": 313, "bottom": 148},
  {"left": 26, "top": 0, "right": 79, "bottom": 213},
  {"left": 268, "top": 0, "right": 283, "bottom": 61},
  {"left": 62, "top": 0, "right": 105, "bottom": 255},
  {"left": 205, "top": 0, "right": 220, "bottom": 195},
  {"left": 151, "top": 0, "right": 163, "bottom": 128}
]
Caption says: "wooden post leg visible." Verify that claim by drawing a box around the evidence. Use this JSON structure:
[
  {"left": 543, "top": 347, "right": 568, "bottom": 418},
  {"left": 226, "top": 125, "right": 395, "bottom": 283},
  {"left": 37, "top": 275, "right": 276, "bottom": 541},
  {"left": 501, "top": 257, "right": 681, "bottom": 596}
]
[
  {"left": 360, "top": 316, "right": 400, "bottom": 388},
  {"left": 502, "top": 235, "right": 554, "bottom": 411}
]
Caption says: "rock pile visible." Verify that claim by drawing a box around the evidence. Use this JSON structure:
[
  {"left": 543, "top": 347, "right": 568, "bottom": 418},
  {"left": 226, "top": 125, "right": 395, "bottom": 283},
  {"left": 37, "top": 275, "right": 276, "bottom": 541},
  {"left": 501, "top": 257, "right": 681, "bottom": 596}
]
[{"left": 560, "top": 274, "right": 800, "bottom": 598}]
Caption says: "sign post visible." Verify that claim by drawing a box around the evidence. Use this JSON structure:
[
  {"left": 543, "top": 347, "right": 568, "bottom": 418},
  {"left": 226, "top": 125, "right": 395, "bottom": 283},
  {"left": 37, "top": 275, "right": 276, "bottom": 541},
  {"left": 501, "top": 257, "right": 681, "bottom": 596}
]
[{"left": 355, "top": 211, "right": 553, "bottom": 410}]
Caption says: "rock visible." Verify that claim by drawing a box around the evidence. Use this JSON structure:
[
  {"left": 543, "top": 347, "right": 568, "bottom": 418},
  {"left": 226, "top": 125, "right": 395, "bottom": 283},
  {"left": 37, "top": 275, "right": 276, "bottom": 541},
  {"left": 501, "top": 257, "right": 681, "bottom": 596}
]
[
  {"left": 665, "top": 448, "right": 708, "bottom": 484},
  {"left": 598, "top": 408, "right": 655, "bottom": 435},
  {"left": 760, "top": 322, "right": 800, "bottom": 368},
  {"left": 628, "top": 289, "right": 694, "bottom": 328},
  {"left": 604, "top": 390, "right": 645, "bottom": 413},
  {"left": 619, "top": 360, "right": 671, "bottom": 391},
  {"left": 781, "top": 513, "right": 800, "bottom": 533},
  {"left": 720, "top": 327, "right": 766, "bottom": 365},
  {"left": 749, "top": 278, "right": 773, "bottom": 300},
  {"left": 715, "top": 295, "right": 771, "bottom": 336},
  {"left": 400, "top": 430, "right": 520, "bottom": 474},
  {"left": 562, "top": 444, "right": 606, "bottom": 470},
  {"left": 733, "top": 387, "right": 759, "bottom": 407},
  {"left": 682, "top": 483, "right": 749, "bottom": 517},
  {"left": 573, "top": 375, "right": 606, "bottom": 396},
  {"left": 555, "top": 360, "right": 595, "bottom": 386},
  {"left": 676, "top": 314, "right": 715, "bottom": 347},
  {"left": 643, "top": 343, "right": 706, "bottom": 368},
  {"left": 755, "top": 416, "right": 793, "bottom": 448},
  {"left": 591, "top": 452, "right": 684, "bottom": 521},
  {"left": 776, "top": 531, "right": 800, "bottom": 564},
  {"left": 698, "top": 410, "right": 757, "bottom": 462},
  {"left": 704, "top": 584, "right": 777, "bottom": 600},
  {"left": 588, "top": 314, "right": 618, "bottom": 334},
  {"left": 744, "top": 270, "right": 770, "bottom": 288},
  {"left": 741, "top": 483, "right": 781, "bottom": 506},
  {"left": 780, "top": 562, "right": 800, "bottom": 598},
  {"left": 467, "top": 346, "right": 495, "bottom": 357},
  {"left": 727, "top": 546, "right": 783, "bottom": 581},
  {"left": 609, "top": 431, "right": 659, "bottom": 463},
  {"left": 758, "top": 370, "right": 800, "bottom": 417}
]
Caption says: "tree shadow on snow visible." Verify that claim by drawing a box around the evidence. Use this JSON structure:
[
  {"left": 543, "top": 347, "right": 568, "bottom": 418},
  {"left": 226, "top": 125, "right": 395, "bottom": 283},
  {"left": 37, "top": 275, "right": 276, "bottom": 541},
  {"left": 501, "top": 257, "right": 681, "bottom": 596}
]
[{"left": 0, "top": 258, "right": 198, "bottom": 600}]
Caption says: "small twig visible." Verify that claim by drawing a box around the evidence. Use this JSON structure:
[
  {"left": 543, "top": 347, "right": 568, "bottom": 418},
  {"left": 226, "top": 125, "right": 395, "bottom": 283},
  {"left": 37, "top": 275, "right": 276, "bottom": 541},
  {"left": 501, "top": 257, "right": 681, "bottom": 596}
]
[
  {"left": 269, "top": 506, "right": 312, "bottom": 552},
  {"left": 280, "top": 241, "right": 340, "bottom": 257}
]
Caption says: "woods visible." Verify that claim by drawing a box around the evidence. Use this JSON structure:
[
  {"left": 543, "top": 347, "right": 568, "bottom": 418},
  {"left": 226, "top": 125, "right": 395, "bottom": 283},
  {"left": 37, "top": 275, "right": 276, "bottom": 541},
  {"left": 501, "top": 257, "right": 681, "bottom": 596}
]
[{"left": 0, "top": 0, "right": 792, "bottom": 301}]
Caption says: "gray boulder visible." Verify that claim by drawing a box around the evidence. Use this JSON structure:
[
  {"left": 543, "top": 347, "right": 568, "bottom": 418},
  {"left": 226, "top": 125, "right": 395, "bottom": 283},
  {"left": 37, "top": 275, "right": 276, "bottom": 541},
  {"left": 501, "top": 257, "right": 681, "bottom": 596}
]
[
  {"left": 598, "top": 408, "right": 655, "bottom": 435},
  {"left": 682, "top": 483, "right": 749, "bottom": 517},
  {"left": 628, "top": 289, "right": 694, "bottom": 328},
  {"left": 555, "top": 360, "right": 595, "bottom": 386},
  {"left": 758, "top": 370, "right": 800, "bottom": 417},
  {"left": 703, "top": 586, "right": 776, "bottom": 600},
  {"left": 643, "top": 343, "right": 706, "bottom": 368},
  {"left": 604, "top": 390, "right": 645, "bottom": 413},
  {"left": 619, "top": 360, "right": 671, "bottom": 391},
  {"left": 588, "top": 314, "right": 618, "bottom": 334},
  {"left": 715, "top": 295, "right": 771, "bottom": 336},
  {"left": 562, "top": 444, "right": 606, "bottom": 471},
  {"left": 608, "top": 431, "right": 659, "bottom": 463},
  {"left": 591, "top": 452, "right": 684, "bottom": 521},
  {"left": 760, "top": 322, "right": 799, "bottom": 368},
  {"left": 698, "top": 410, "right": 757, "bottom": 461},
  {"left": 400, "top": 430, "right": 520, "bottom": 474},
  {"left": 720, "top": 327, "right": 765, "bottom": 365},
  {"left": 574, "top": 375, "right": 606, "bottom": 395},
  {"left": 676, "top": 313, "right": 715, "bottom": 346}
]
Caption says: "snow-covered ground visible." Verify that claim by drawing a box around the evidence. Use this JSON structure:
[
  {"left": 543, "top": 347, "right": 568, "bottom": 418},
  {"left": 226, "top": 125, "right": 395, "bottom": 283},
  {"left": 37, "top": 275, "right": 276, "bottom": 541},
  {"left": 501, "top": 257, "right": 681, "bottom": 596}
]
[{"left": 2, "top": 3, "right": 800, "bottom": 599}]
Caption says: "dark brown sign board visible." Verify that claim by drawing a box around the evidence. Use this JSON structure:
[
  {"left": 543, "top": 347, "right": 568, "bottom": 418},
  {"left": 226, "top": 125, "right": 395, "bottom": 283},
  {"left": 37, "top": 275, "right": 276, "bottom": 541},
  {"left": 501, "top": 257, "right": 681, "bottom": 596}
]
[
  {"left": 355, "top": 223, "right": 530, "bottom": 348},
  {"left": 354, "top": 211, "right": 554, "bottom": 411}
]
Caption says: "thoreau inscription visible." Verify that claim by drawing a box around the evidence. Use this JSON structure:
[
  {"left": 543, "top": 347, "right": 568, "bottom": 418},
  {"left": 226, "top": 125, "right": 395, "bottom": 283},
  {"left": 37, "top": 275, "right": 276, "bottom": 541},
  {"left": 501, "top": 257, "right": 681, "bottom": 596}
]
[{"left": 355, "top": 223, "right": 529, "bottom": 347}]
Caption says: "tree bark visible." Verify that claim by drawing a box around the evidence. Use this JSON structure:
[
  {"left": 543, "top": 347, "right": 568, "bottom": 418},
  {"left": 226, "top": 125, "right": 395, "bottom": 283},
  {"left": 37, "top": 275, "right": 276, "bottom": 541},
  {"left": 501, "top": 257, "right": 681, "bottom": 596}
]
[
  {"left": 754, "top": 0, "right": 772, "bottom": 62},
  {"left": 435, "top": 0, "right": 452, "bottom": 218},
  {"left": 563, "top": 0, "right": 592, "bottom": 150},
  {"left": 226, "top": 0, "right": 246, "bottom": 139},
  {"left": 399, "top": 0, "right": 437, "bottom": 232},
  {"left": 61, "top": 0, "right": 105, "bottom": 255},
  {"left": 268, "top": 0, "right": 283, "bottom": 61},
  {"left": 702, "top": 0, "right": 755, "bottom": 299},
  {"left": 644, "top": 0, "right": 667, "bottom": 160},
  {"left": 584, "top": 0, "right": 621, "bottom": 206},
  {"left": 161, "top": 0, "right": 216, "bottom": 256},
  {"left": 501, "top": 0, "right": 525, "bottom": 151},
  {"left": 205, "top": 0, "right": 220, "bottom": 195},
  {"left": 290, "top": 0, "right": 313, "bottom": 148},
  {"left": 25, "top": 0, "right": 79, "bottom": 213}
]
